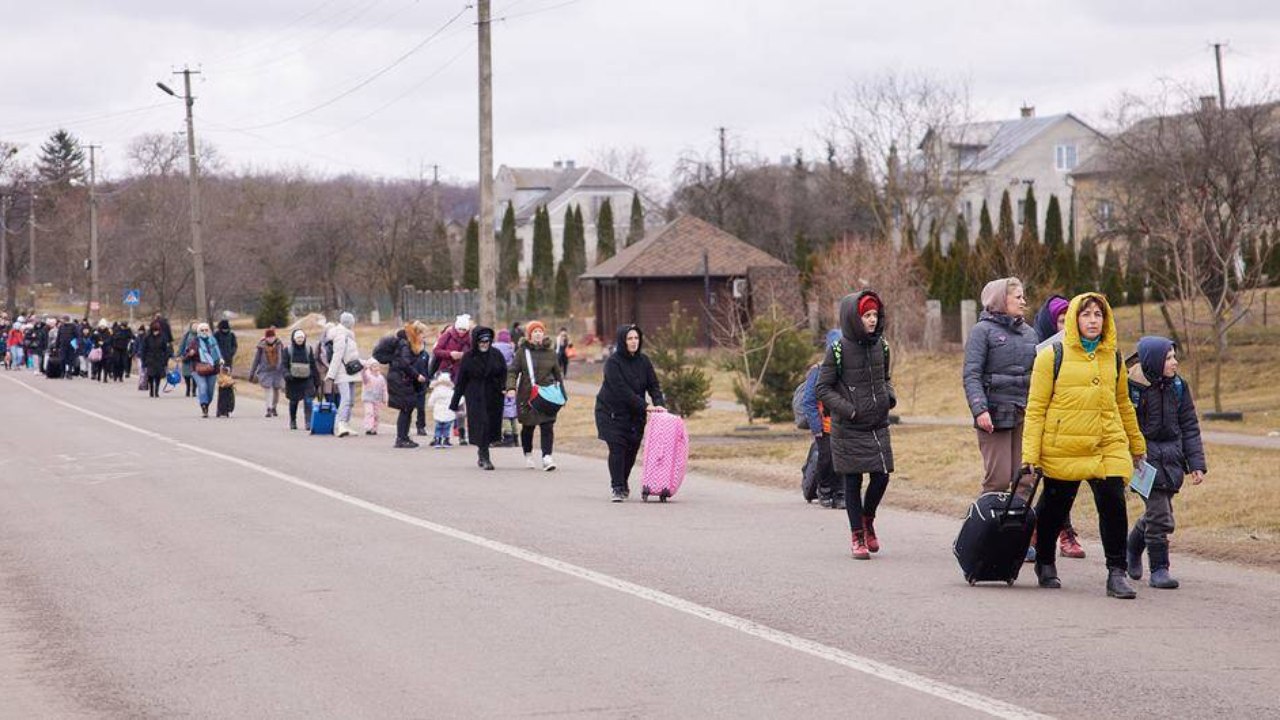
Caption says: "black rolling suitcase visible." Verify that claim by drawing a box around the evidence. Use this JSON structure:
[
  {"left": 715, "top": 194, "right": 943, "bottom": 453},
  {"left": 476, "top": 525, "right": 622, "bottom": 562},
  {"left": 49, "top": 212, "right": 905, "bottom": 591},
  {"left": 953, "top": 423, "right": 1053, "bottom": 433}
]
[
  {"left": 801, "top": 440, "right": 820, "bottom": 503},
  {"left": 954, "top": 470, "right": 1041, "bottom": 586}
]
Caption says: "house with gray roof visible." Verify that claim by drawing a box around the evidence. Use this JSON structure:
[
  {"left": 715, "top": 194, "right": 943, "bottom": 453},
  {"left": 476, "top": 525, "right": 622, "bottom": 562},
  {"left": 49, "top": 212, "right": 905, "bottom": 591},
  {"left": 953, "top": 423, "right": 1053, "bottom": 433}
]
[
  {"left": 494, "top": 162, "right": 664, "bottom": 277},
  {"left": 924, "top": 107, "right": 1105, "bottom": 247}
]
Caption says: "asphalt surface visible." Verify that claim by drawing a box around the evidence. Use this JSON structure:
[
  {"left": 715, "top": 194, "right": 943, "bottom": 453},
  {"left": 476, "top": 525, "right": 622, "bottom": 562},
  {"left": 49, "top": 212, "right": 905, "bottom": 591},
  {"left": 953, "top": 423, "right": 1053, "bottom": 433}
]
[{"left": 2, "top": 371, "right": 1278, "bottom": 719}]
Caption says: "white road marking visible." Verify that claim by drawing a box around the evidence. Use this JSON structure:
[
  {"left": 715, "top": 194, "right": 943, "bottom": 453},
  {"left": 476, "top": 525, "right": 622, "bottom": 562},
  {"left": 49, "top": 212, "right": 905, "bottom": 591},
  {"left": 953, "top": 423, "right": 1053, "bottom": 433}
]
[{"left": 3, "top": 375, "right": 1052, "bottom": 720}]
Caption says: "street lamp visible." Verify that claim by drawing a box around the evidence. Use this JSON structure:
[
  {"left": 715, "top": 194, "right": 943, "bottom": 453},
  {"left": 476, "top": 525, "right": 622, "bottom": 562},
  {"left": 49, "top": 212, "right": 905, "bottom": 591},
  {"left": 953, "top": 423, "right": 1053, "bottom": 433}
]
[{"left": 156, "top": 70, "right": 208, "bottom": 323}]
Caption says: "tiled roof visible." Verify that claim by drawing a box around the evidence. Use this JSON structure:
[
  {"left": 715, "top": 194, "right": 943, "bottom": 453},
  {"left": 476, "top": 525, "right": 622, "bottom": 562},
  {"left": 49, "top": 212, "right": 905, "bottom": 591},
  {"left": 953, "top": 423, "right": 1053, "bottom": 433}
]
[
  {"left": 505, "top": 166, "right": 634, "bottom": 222},
  {"left": 580, "top": 214, "right": 789, "bottom": 280}
]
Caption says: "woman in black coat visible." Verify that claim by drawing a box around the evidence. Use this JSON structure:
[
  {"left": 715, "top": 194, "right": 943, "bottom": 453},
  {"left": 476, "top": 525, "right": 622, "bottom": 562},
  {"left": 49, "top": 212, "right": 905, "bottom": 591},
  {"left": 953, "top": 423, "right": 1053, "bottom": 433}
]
[
  {"left": 451, "top": 326, "right": 507, "bottom": 471},
  {"left": 141, "top": 321, "right": 172, "bottom": 398},
  {"left": 595, "top": 324, "right": 664, "bottom": 502},
  {"left": 284, "top": 329, "right": 321, "bottom": 431},
  {"left": 388, "top": 322, "right": 430, "bottom": 448}
]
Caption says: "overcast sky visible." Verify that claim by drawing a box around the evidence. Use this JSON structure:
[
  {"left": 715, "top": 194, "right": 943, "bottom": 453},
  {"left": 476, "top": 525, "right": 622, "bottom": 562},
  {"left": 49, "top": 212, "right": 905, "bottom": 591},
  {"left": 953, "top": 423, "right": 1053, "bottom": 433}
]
[{"left": 2, "top": 0, "right": 1278, "bottom": 193}]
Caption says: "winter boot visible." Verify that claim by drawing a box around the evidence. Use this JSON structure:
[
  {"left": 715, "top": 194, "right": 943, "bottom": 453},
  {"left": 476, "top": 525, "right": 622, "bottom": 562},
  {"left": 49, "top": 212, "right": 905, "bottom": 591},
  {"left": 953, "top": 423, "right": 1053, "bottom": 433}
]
[
  {"left": 818, "top": 494, "right": 834, "bottom": 509},
  {"left": 1058, "top": 528, "right": 1086, "bottom": 559},
  {"left": 863, "top": 515, "right": 880, "bottom": 553},
  {"left": 1106, "top": 568, "right": 1137, "bottom": 599},
  {"left": 200, "top": 403, "right": 209, "bottom": 418},
  {"left": 478, "top": 447, "right": 495, "bottom": 471},
  {"left": 850, "top": 530, "right": 870, "bottom": 560},
  {"left": 1147, "top": 542, "right": 1180, "bottom": 589},
  {"left": 833, "top": 494, "right": 846, "bottom": 510},
  {"left": 1035, "top": 562, "right": 1060, "bottom": 589},
  {"left": 1126, "top": 526, "right": 1145, "bottom": 580}
]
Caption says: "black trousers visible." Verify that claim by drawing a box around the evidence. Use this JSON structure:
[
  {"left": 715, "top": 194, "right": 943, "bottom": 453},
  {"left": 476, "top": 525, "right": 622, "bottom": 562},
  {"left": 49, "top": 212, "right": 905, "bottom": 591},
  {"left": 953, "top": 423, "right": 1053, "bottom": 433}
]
[
  {"left": 606, "top": 439, "right": 642, "bottom": 491},
  {"left": 1036, "top": 477, "right": 1128, "bottom": 571},
  {"left": 397, "top": 408, "right": 413, "bottom": 441},
  {"left": 521, "top": 422, "right": 555, "bottom": 456},
  {"left": 814, "top": 435, "right": 840, "bottom": 499},
  {"left": 413, "top": 391, "right": 428, "bottom": 432},
  {"left": 288, "top": 398, "right": 313, "bottom": 426},
  {"left": 148, "top": 375, "right": 162, "bottom": 397},
  {"left": 844, "top": 472, "right": 890, "bottom": 532}
]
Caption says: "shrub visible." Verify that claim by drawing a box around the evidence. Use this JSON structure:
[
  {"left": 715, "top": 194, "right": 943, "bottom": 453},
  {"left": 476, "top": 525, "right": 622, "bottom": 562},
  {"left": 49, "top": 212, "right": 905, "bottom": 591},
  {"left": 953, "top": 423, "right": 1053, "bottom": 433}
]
[{"left": 648, "top": 301, "right": 711, "bottom": 418}]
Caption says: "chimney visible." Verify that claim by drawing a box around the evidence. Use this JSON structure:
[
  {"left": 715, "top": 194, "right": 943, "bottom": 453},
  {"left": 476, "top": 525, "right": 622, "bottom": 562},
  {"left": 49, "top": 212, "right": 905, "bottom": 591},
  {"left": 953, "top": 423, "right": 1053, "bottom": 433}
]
[
  {"left": 565, "top": 159, "right": 576, "bottom": 170},
  {"left": 1020, "top": 105, "right": 1035, "bottom": 119},
  {"left": 553, "top": 160, "right": 563, "bottom": 169},
  {"left": 1200, "top": 95, "right": 1218, "bottom": 112}
]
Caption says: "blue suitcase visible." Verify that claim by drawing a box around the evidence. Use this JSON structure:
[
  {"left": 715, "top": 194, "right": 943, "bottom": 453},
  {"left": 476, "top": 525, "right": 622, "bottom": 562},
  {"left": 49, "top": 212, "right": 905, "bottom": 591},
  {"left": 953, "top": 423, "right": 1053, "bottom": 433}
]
[{"left": 310, "top": 401, "right": 336, "bottom": 436}]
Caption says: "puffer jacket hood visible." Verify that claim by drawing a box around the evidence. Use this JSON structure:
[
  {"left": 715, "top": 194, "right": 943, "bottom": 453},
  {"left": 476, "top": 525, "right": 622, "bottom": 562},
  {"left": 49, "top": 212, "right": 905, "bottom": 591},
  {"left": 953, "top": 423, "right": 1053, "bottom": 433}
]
[
  {"left": 1063, "top": 292, "right": 1117, "bottom": 353},
  {"left": 839, "top": 290, "right": 885, "bottom": 345},
  {"left": 614, "top": 324, "right": 644, "bottom": 357},
  {"left": 1136, "top": 336, "right": 1175, "bottom": 384}
]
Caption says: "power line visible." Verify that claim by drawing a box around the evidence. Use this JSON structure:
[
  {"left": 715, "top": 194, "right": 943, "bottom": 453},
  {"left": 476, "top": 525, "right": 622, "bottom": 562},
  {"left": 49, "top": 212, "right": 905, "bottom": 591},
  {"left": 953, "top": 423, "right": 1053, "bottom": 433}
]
[
  {"left": 203, "top": 0, "right": 347, "bottom": 67},
  {"left": 493, "top": 0, "right": 582, "bottom": 22},
  {"left": 228, "top": 3, "right": 472, "bottom": 132},
  {"left": 0, "top": 102, "right": 177, "bottom": 139},
  {"left": 212, "top": 0, "right": 396, "bottom": 76}
]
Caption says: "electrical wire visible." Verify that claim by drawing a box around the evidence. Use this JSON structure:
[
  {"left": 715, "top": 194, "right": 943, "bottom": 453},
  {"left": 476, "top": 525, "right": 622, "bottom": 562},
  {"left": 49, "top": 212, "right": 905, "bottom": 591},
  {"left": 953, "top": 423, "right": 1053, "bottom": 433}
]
[
  {"left": 494, "top": 0, "right": 581, "bottom": 22},
  {"left": 203, "top": 0, "right": 346, "bottom": 67},
  {"left": 227, "top": 3, "right": 472, "bottom": 132},
  {"left": 201, "top": 117, "right": 374, "bottom": 174},
  {"left": 212, "top": 0, "right": 394, "bottom": 76},
  {"left": 0, "top": 102, "right": 179, "bottom": 139}
]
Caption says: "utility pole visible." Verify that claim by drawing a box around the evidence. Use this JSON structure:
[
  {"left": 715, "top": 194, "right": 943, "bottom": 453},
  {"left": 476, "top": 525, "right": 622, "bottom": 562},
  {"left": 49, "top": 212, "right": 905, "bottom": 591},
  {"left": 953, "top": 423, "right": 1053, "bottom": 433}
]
[
  {"left": 159, "top": 67, "right": 208, "bottom": 323},
  {"left": 715, "top": 127, "right": 728, "bottom": 227},
  {"left": 0, "top": 194, "right": 8, "bottom": 315},
  {"left": 477, "top": 0, "right": 496, "bottom": 325},
  {"left": 88, "top": 144, "right": 101, "bottom": 321},
  {"left": 1213, "top": 43, "right": 1228, "bottom": 110},
  {"left": 718, "top": 126, "right": 727, "bottom": 180},
  {"left": 432, "top": 163, "right": 440, "bottom": 221},
  {"left": 27, "top": 187, "right": 36, "bottom": 311}
]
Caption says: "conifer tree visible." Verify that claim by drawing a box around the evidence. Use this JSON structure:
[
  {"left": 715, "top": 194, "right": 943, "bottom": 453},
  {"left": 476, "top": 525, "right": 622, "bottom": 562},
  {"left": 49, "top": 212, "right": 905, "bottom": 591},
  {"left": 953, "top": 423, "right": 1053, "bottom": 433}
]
[
  {"left": 976, "top": 198, "right": 1004, "bottom": 278},
  {"left": 997, "top": 190, "right": 1016, "bottom": 249},
  {"left": 525, "top": 274, "right": 538, "bottom": 313},
  {"left": 498, "top": 202, "right": 519, "bottom": 298},
  {"left": 949, "top": 214, "right": 972, "bottom": 309},
  {"left": 531, "top": 206, "right": 555, "bottom": 299},
  {"left": 1075, "top": 238, "right": 1099, "bottom": 295},
  {"left": 1123, "top": 238, "right": 1146, "bottom": 307},
  {"left": 1101, "top": 244, "right": 1125, "bottom": 305},
  {"left": 553, "top": 262, "right": 570, "bottom": 316},
  {"left": 596, "top": 198, "right": 617, "bottom": 262},
  {"left": 561, "top": 206, "right": 578, "bottom": 274},
  {"left": 37, "top": 128, "right": 86, "bottom": 187},
  {"left": 573, "top": 205, "right": 586, "bottom": 268},
  {"left": 1020, "top": 185, "right": 1039, "bottom": 244},
  {"left": 1014, "top": 186, "right": 1044, "bottom": 286},
  {"left": 1044, "top": 195, "right": 1064, "bottom": 249},
  {"left": 626, "top": 191, "right": 645, "bottom": 247},
  {"left": 423, "top": 222, "right": 454, "bottom": 290},
  {"left": 462, "top": 216, "right": 479, "bottom": 289}
]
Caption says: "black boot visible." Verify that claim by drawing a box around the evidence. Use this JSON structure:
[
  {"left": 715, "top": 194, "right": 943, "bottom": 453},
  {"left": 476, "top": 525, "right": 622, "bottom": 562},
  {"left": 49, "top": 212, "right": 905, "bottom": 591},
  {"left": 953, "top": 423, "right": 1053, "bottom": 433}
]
[
  {"left": 478, "top": 447, "right": 494, "bottom": 471},
  {"left": 1126, "top": 526, "right": 1145, "bottom": 580},
  {"left": 200, "top": 403, "right": 209, "bottom": 418},
  {"left": 1035, "top": 562, "right": 1060, "bottom": 589},
  {"left": 1147, "top": 542, "right": 1180, "bottom": 589},
  {"left": 1106, "top": 568, "right": 1137, "bottom": 599}
]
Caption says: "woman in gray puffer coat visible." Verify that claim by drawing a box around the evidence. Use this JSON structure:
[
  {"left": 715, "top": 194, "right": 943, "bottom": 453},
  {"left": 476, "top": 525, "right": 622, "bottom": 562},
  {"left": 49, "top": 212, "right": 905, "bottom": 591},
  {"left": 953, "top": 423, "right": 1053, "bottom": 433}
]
[
  {"left": 816, "top": 290, "right": 895, "bottom": 560},
  {"left": 962, "top": 277, "right": 1038, "bottom": 498}
]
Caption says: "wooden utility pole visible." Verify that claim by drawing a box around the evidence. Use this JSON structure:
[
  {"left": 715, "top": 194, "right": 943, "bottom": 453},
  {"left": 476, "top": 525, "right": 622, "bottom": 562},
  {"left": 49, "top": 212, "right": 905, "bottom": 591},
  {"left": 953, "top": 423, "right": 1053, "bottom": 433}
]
[
  {"left": 178, "top": 68, "right": 208, "bottom": 323},
  {"left": 88, "top": 144, "right": 101, "bottom": 321},
  {"left": 1213, "top": 43, "right": 1227, "bottom": 110},
  {"left": 477, "top": 0, "right": 497, "bottom": 325},
  {"left": 0, "top": 194, "right": 8, "bottom": 314},
  {"left": 27, "top": 187, "right": 36, "bottom": 311}
]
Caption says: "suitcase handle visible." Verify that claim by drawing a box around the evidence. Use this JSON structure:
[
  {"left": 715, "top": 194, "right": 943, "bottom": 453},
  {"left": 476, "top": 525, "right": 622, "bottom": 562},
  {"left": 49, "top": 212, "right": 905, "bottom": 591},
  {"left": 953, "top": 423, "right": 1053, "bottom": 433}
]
[{"left": 1003, "top": 466, "right": 1043, "bottom": 513}]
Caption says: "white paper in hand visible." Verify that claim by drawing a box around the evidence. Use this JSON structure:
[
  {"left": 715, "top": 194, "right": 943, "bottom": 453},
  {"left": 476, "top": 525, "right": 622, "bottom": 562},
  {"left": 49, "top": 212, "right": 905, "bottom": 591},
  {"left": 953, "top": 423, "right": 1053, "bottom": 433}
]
[{"left": 1129, "top": 460, "right": 1157, "bottom": 499}]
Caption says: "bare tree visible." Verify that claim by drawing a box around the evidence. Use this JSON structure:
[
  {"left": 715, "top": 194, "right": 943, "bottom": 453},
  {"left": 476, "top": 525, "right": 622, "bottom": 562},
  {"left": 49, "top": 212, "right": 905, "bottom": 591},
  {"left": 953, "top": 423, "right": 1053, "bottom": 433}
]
[
  {"left": 589, "top": 144, "right": 658, "bottom": 200},
  {"left": 810, "top": 234, "right": 927, "bottom": 352},
  {"left": 828, "top": 70, "right": 973, "bottom": 248},
  {"left": 1103, "top": 83, "right": 1280, "bottom": 412}
]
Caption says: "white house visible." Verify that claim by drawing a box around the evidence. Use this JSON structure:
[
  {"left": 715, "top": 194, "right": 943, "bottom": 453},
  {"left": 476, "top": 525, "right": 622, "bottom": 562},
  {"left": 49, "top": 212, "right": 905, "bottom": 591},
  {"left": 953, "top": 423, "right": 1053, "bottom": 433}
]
[
  {"left": 494, "top": 162, "right": 664, "bottom": 277},
  {"left": 926, "top": 107, "right": 1105, "bottom": 247}
]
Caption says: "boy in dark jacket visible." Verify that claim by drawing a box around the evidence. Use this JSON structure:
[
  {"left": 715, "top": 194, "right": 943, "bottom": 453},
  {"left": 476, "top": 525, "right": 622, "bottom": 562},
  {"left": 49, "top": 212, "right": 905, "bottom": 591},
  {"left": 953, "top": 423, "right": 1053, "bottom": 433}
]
[
  {"left": 799, "top": 329, "right": 843, "bottom": 508},
  {"left": 1125, "top": 336, "right": 1207, "bottom": 589}
]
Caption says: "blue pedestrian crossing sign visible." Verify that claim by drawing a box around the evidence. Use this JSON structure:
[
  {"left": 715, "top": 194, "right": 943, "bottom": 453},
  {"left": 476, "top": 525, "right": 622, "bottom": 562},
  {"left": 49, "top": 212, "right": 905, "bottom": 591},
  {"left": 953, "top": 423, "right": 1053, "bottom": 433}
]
[{"left": 123, "top": 289, "right": 141, "bottom": 306}]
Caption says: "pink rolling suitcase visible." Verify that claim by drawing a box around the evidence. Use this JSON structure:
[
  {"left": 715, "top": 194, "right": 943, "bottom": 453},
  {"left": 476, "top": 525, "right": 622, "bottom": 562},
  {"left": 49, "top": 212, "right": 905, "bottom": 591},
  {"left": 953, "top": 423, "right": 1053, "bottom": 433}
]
[{"left": 641, "top": 410, "right": 688, "bottom": 502}]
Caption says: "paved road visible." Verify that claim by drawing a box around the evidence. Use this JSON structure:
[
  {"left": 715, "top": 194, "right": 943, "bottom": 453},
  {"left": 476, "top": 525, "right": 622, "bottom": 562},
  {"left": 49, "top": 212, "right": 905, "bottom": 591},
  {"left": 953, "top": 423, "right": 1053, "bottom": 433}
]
[{"left": 2, "top": 373, "right": 1279, "bottom": 719}]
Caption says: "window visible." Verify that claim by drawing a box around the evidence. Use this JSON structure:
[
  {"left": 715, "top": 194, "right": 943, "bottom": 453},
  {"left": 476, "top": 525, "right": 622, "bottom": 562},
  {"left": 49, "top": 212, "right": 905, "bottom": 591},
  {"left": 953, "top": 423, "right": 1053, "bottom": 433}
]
[
  {"left": 1017, "top": 199, "right": 1026, "bottom": 219},
  {"left": 1055, "top": 144, "right": 1078, "bottom": 172},
  {"left": 1098, "top": 200, "right": 1114, "bottom": 231}
]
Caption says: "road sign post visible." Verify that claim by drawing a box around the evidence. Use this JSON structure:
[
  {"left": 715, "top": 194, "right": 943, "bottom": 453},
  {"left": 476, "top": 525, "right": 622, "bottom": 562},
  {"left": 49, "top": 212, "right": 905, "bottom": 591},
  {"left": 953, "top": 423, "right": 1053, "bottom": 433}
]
[{"left": 124, "top": 289, "right": 140, "bottom": 324}]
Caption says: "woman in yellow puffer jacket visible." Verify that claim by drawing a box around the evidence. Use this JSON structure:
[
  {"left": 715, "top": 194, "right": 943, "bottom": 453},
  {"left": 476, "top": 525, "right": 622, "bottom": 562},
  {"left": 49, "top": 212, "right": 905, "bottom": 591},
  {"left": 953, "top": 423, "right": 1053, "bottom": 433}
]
[{"left": 1022, "top": 293, "right": 1146, "bottom": 599}]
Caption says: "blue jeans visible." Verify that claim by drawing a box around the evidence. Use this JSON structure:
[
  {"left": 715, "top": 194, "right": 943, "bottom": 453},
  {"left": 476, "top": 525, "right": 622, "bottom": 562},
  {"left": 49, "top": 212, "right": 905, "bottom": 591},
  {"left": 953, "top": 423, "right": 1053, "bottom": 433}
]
[
  {"left": 434, "top": 420, "right": 453, "bottom": 443},
  {"left": 194, "top": 373, "right": 216, "bottom": 406}
]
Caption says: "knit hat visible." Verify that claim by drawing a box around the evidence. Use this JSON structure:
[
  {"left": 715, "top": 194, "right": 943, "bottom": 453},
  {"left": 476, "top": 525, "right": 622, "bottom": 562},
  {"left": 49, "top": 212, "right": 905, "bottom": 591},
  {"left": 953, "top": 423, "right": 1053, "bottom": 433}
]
[
  {"left": 856, "top": 294, "right": 881, "bottom": 317},
  {"left": 455, "top": 314, "right": 472, "bottom": 332},
  {"left": 1048, "top": 296, "right": 1070, "bottom": 323},
  {"left": 474, "top": 327, "right": 494, "bottom": 344},
  {"left": 497, "top": 329, "right": 511, "bottom": 343},
  {"left": 339, "top": 312, "right": 355, "bottom": 329},
  {"left": 525, "top": 320, "right": 547, "bottom": 338}
]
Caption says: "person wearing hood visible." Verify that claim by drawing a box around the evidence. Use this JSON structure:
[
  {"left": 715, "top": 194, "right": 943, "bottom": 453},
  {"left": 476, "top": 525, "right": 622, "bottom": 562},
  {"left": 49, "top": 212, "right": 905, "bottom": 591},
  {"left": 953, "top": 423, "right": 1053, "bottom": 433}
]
[
  {"left": 434, "top": 314, "right": 473, "bottom": 382},
  {"left": 110, "top": 321, "right": 133, "bottom": 382},
  {"left": 815, "top": 290, "right": 896, "bottom": 559},
  {"left": 1124, "top": 337, "right": 1207, "bottom": 590},
  {"left": 214, "top": 319, "right": 239, "bottom": 370},
  {"left": 388, "top": 321, "right": 431, "bottom": 448},
  {"left": 183, "top": 322, "right": 224, "bottom": 417},
  {"left": 493, "top": 329, "right": 519, "bottom": 445},
  {"left": 595, "top": 324, "right": 665, "bottom": 501},
  {"left": 1030, "top": 293, "right": 1086, "bottom": 559},
  {"left": 178, "top": 322, "right": 198, "bottom": 397},
  {"left": 324, "top": 312, "right": 364, "bottom": 438},
  {"left": 799, "top": 329, "right": 844, "bottom": 508},
  {"left": 249, "top": 327, "right": 287, "bottom": 418},
  {"left": 284, "top": 329, "right": 321, "bottom": 430},
  {"left": 89, "top": 320, "right": 110, "bottom": 382},
  {"left": 507, "top": 320, "right": 564, "bottom": 471},
  {"left": 141, "top": 321, "right": 171, "bottom": 397},
  {"left": 450, "top": 327, "right": 506, "bottom": 469},
  {"left": 1022, "top": 293, "right": 1146, "bottom": 598},
  {"left": 962, "top": 278, "right": 1040, "bottom": 555}
]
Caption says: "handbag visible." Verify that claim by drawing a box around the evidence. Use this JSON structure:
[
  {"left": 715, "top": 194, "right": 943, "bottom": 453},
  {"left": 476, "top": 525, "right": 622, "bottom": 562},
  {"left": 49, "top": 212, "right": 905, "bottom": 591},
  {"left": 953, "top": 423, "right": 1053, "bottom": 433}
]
[
  {"left": 344, "top": 359, "right": 365, "bottom": 376},
  {"left": 525, "top": 348, "right": 567, "bottom": 417},
  {"left": 88, "top": 347, "right": 103, "bottom": 362},
  {"left": 290, "top": 361, "right": 312, "bottom": 379},
  {"left": 195, "top": 362, "right": 217, "bottom": 377}
]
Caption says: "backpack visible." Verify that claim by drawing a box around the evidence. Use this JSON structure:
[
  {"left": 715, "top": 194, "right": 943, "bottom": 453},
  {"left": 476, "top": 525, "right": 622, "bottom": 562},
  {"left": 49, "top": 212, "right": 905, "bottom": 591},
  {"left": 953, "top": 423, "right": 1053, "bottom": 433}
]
[
  {"left": 322, "top": 338, "right": 334, "bottom": 363},
  {"left": 792, "top": 380, "right": 810, "bottom": 430},
  {"left": 372, "top": 334, "right": 398, "bottom": 365},
  {"left": 829, "top": 338, "right": 890, "bottom": 380},
  {"left": 1128, "top": 376, "right": 1184, "bottom": 410},
  {"left": 1050, "top": 340, "right": 1120, "bottom": 383}
]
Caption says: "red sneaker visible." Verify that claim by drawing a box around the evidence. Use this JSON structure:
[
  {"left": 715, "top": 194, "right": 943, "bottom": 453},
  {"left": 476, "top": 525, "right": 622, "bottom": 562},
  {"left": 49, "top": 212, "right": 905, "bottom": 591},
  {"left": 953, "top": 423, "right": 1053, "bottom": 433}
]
[
  {"left": 863, "top": 516, "right": 880, "bottom": 553},
  {"left": 850, "top": 530, "right": 871, "bottom": 560},
  {"left": 1059, "top": 529, "right": 1086, "bottom": 559}
]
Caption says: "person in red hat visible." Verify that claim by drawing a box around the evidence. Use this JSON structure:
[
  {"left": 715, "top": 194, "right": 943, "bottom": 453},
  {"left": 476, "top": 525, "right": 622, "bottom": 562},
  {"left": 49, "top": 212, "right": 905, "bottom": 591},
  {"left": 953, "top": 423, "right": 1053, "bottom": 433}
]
[{"left": 815, "top": 290, "right": 896, "bottom": 559}]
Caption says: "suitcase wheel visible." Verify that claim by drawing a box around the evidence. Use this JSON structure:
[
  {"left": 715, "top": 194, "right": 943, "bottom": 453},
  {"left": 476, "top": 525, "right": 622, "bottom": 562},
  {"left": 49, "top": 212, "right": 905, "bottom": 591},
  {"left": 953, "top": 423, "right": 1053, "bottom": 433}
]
[
  {"left": 1007, "top": 579, "right": 1016, "bottom": 586},
  {"left": 967, "top": 578, "right": 977, "bottom": 586},
  {"left": 659, "top": 495, "right": 668, "bottom": 503},
  {"left": 641, "top": 488, "right": 650, "bottom": 502}
]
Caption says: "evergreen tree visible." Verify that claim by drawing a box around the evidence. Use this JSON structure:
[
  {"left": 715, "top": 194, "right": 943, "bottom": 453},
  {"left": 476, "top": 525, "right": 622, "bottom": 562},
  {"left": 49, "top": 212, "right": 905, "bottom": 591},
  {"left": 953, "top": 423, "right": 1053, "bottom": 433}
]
[
  {"left": 552, "top": 262, "right": 570, "bottom": 316},
  {"left": 1101, "top": 244, "right": 1125, "bottom": 305},
  {"left": 1263, "top": 230, "right": 1280, "bottom": 286},
  {"left": 997, "top": 189, "right": 1015, "bottom": 248},
  {"left": 423, "top": 222, "right": 454, "bottom": 290},
  {"left": 462, "top": 216, "right": 480, "bottom": 289},
  {"left": 596, "top": 198, "right": 617, "bottom": 262},
  {"left": 37, "top": 128, "right": 86, "bottom": 187},
  {"left": 949, "top": 214, "right": 972, "bottom": 309},
  {"left": 562, "top": 205, "right": 578, "bottom": 273},
  {"left": 1053, "top": 242, "right": 1075, "bottom": 296},
  {"left": 1075, "top": 238, "right": 1099, "bottom": 295},
  {"left": 1123, "top": 238, "right": 1146, "bottom": 307},
  {"left": 254, "top": 277, "right": 292, "bottom": 329},
  {"left": 1020, "top": 186, "right": 1039, "bottom": 244},
  {"left": 626, "top": 191, "right": 645, "bottom": 247},
  {"left": 923, "top": 226, "right": 944, "bottom": 300},
  {"left": 1044, "top": 195, "right": 1064, "bottom": 249},
  {"left": 531, "top": 206, "right": 555, "bottom": 299},
  {"left": 1014, "top": 186, "right": 1044, "bottom": 286},
  {"left": 525, "top": 274, "right": 538, "bottom": 313},
  {"left": 498, "top": 202, "right": 519, "bottom": 298},
  {"left": 976, "top": 198, "right": 1004, "bottom": 278},
  {"left": 573, "top": 205, "right": 586, "bottom": 268},
  {"left": 1145, "top": 237, "right": 1169, "bottom": 300}
]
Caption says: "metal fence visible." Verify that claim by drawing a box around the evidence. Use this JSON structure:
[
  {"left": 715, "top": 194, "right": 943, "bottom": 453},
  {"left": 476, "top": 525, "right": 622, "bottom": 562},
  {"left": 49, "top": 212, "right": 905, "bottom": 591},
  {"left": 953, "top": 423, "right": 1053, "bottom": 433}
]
[{"left": 400, "top": 287, "right": 479, "bottom": 321}]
